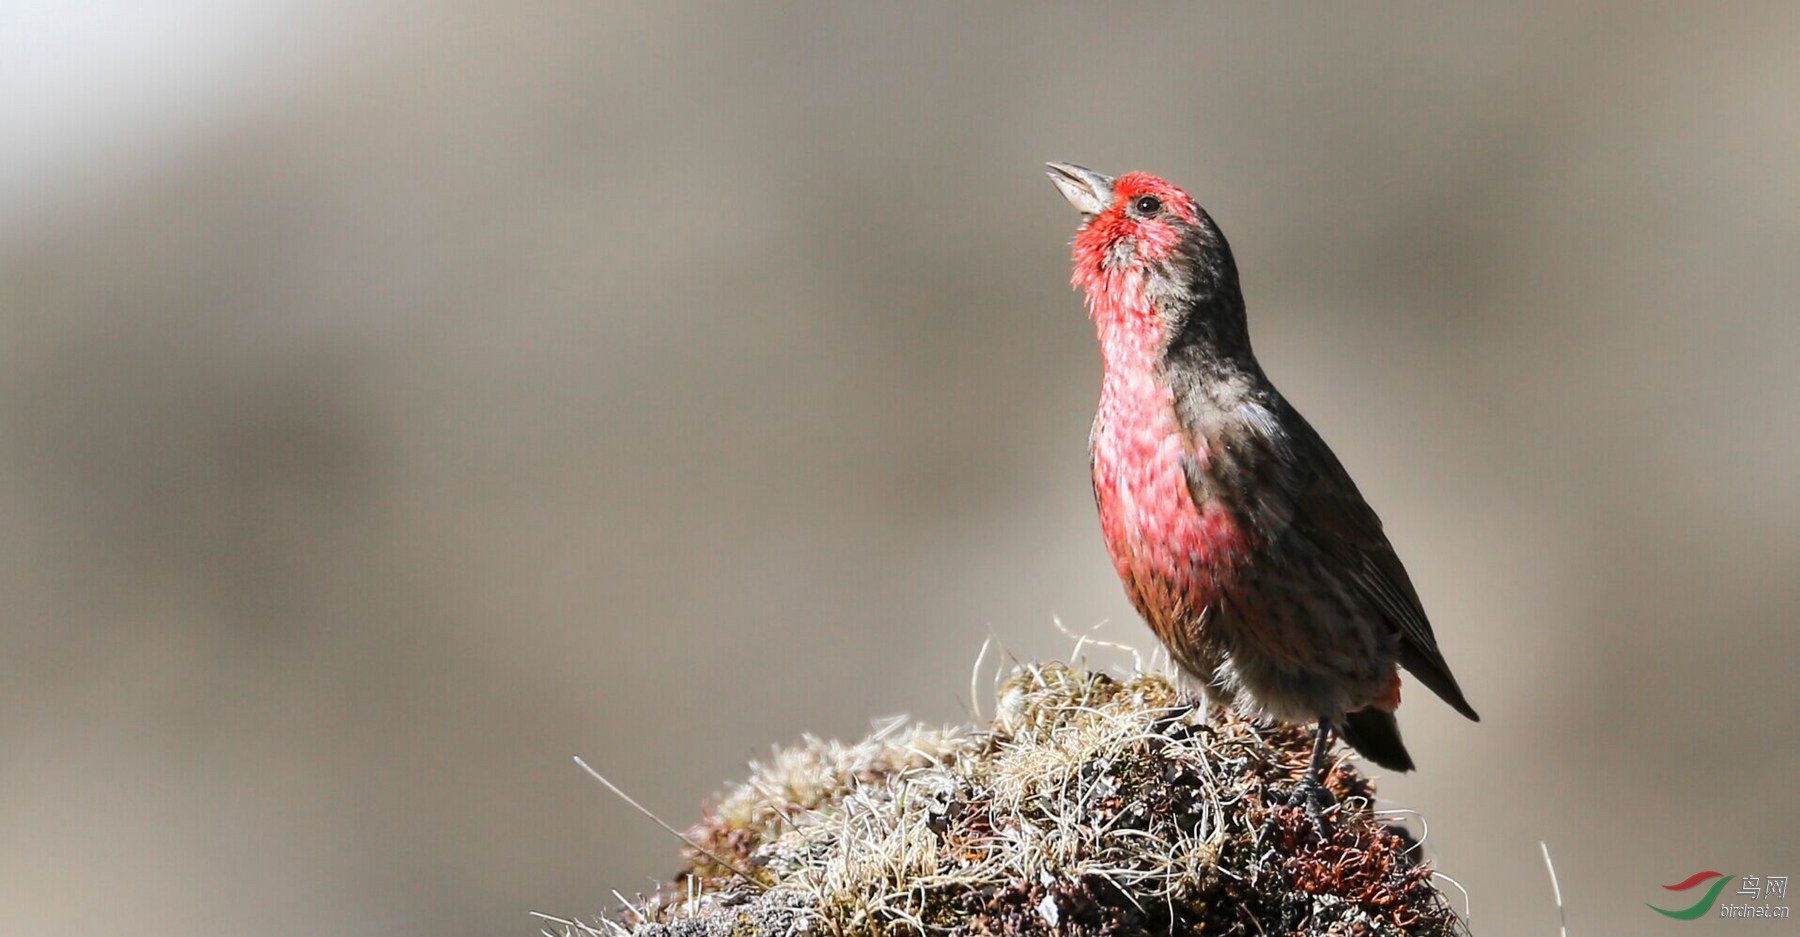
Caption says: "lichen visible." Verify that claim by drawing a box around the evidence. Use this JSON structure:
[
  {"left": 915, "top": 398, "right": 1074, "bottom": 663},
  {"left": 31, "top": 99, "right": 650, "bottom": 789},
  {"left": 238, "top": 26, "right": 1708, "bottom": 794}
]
[{"left": 564, "top": 663, "right": 1468, "bottom": 937}]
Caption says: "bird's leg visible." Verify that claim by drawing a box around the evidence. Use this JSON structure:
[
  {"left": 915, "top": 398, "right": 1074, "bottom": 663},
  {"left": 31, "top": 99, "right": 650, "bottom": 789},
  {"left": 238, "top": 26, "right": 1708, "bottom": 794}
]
[
  {"left": 1285, "top": 720, "right": 1337, "bottom": 836},
  {"left": 1148, "top": 694, "right": 1206, "bottom": 740},
  {"left": 1149, "top": 703, "right": 1191, "bottom": 736},
  {"left": 1256, "top": 719, "right": 1339, "bottom": 843}
]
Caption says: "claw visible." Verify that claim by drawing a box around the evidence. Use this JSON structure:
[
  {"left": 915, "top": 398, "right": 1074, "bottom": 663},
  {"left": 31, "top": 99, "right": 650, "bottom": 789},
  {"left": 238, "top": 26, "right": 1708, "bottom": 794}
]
[
  {"left": 1286, "top": 770, "right": 1336, "bottom": 839},
  {"left": 1252, "top": 720, "right": 1345, "bottom": 842},
  {"left": 1263, "top": 719, "right": 1339, "bottom": 841}
]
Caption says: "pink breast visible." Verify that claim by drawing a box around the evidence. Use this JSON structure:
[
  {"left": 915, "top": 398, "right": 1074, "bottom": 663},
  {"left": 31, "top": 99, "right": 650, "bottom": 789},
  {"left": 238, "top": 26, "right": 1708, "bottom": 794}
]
[{"left": 1091, "top": 371, "right": 1248, "bottom": 623}]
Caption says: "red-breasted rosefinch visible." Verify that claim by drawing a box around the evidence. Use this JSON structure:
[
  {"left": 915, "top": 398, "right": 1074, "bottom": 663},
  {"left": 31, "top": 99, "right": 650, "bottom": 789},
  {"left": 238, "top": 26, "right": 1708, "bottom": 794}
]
[{"left": 1046, "top": 162, "right": 1478, "bottom": 816}]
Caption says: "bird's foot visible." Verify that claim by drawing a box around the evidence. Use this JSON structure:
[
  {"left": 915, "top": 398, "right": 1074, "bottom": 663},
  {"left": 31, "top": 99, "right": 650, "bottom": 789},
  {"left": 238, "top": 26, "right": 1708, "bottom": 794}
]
[
  {"left": 1259, "top": 774, "right": 1335, "bottom": 843},
  {"left": 1148, "top": 700, "right": 1208, "bottom": 739},
  {"left": 1275, "top": 719, "right": 1339, "bottom": 841},
  {"left": 1285, "top": 772, "right": 1336, "bottom": 840}
]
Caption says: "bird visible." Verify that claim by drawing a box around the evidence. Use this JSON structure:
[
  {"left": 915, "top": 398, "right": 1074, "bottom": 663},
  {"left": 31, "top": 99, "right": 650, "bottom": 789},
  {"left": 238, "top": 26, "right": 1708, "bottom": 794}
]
[{"left": 1045, "top": 161, "right": 1478, "bottom": 820}]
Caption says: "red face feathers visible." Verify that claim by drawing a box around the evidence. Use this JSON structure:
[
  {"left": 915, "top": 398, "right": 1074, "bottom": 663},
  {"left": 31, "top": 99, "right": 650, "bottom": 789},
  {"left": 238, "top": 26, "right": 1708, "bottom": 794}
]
[
  {"left": 1071, "top": 172, "right": 1202, "bottom": 274},
  {"left": 1045, "top": 162, "right": 1248, "bottom": 360}
]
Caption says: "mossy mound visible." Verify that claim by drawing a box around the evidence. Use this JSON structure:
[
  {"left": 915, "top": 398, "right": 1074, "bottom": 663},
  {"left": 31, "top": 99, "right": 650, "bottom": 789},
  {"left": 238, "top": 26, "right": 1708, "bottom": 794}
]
[{"left": 570, "top": 663, "right": 1467, "bottom": 936}]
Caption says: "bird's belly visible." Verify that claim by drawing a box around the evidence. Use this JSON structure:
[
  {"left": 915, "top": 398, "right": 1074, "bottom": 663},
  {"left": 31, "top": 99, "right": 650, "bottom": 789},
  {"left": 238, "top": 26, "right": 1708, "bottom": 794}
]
[{"left": 1090, "top": 408, "right": 1247, "bottom": 650}]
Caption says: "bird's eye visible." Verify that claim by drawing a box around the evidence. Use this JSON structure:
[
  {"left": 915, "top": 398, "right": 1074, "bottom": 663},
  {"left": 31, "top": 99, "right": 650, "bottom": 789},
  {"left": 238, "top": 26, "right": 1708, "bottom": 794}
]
[{"left": 1133, "top": 195, "right": 1163, "bottom": 215}]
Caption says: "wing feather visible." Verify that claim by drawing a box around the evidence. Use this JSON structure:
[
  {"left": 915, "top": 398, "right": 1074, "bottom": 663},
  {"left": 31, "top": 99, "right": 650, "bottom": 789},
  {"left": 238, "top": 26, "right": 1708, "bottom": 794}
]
[
  {"left": 1176, "top": 388, "right": 1480, "bottom": 722},
  {"left": 1282, "top": 411, "right": 1480, "bottom": 721}
]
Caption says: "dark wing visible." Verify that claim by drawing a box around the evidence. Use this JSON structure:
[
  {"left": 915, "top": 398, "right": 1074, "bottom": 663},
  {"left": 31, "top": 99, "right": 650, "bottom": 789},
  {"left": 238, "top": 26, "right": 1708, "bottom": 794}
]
[
  {"left": 1259, "top": 401, "right": 1481, "bottom": 722},
  {"left": 1164, "top": 356, "right": 1478, "bottom": 722}
]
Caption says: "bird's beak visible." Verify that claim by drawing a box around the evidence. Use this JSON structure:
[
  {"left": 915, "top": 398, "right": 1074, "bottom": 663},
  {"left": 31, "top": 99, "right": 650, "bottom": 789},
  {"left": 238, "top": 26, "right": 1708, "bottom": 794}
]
[{"left": 1046, "top": 161, "right": 1115, "bottom": 218}]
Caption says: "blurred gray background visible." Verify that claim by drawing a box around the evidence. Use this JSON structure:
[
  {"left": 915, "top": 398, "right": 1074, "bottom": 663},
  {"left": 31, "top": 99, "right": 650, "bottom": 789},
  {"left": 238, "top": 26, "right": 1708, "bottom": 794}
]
[{"left": 4, "top": 4, "right": 1797, "bottom": 936}]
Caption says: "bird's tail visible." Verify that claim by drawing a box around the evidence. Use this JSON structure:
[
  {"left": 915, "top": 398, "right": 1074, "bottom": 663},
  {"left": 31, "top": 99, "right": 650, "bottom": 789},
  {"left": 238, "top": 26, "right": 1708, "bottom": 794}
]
[{"left": 1338, "top": 707, "right": 1415, "bottom": 772}]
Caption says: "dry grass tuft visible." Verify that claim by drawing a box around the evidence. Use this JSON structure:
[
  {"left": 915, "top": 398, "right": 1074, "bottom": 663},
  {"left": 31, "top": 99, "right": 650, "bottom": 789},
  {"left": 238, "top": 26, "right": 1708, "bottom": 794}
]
[{"left": 567, "top": 663, "right": 1468, "bottom": 936}]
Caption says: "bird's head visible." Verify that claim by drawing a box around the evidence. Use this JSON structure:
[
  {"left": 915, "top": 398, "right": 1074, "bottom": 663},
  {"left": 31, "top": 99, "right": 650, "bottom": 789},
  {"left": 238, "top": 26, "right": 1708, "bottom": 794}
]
[{"left": 1046, "top": 162, "right": 1246, "bottom": 355}]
